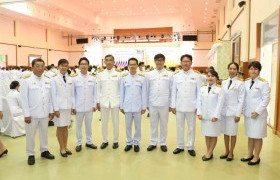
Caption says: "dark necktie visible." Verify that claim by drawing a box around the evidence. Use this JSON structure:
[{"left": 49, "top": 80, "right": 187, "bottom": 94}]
[
  {"left": 208, "top": 86, "right": 211, "bottom": 93},
  {"left": 228, "top": 80, "right": 232, "bottom": 89},
  {"left": 63, "top": 75, "right": 66, "bottom": 83},
  {"left": 250, "top": 80, "right": 254, "bottom": 89}
]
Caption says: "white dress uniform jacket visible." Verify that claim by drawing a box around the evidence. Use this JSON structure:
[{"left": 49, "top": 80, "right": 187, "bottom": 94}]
[
  {"left": 20, "top": 73, "right": 54, "bottom": 118},
  {"left": 221, "top": 76, "right": 245, "bottom": 117},
  {"left": 120, "top": 73, "right": 147, "bottom": 112},
  {"left": 96, "top": 68, "right": 121, "bottom": 108},
  {"left": 171, "top": 69, "right": 202, "bottom": 112},
  {"left": 146, "top": 68, "right": 173, "bottom": 107},
  {"left": 7, "top": 89, "right": 23, "bottom": 116},
  {"left": 73, "top": 72, "right": 97, "bottom": 112}
]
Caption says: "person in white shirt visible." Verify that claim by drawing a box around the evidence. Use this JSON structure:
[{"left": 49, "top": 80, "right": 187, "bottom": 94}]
[
  {"left": 220, "top": 62, "right": 245, "bottom": 161},
  {"left": 51, "top": 59, "right": 74, "bottom": 157},
  {"left": 20, "top": 58, "right": 55, "bottom": 165},
  {"left": 170, "top": 54, "right": 202, "bottom": 156},
  {"left": 241, "top": 61, "right": 270, "bottom": 166},
  {"left": 197, "top": 70, "right": 225, "bottom": 161},
  {"left": 7, "top": 81, "right": 23, "bottom": 117},
  {"left": 0, "top": 87, "right": 8, "bottom": 158},
  {"left": 120, "top": 58, "right": 147, "bottom": 152},
  {"left": 72, "top": 57, "right": 97, "bottom": 152},
  {"left": 97, "top": 55, "right": 121, "bottom": 149},
  {"left": 146, "top": 54, "right": 173, "bottom": 152}
]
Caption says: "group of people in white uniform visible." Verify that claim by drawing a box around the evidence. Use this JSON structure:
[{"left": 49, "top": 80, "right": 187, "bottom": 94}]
[{"left": 0, "top": 53, "right": 270, "bottom": 167}]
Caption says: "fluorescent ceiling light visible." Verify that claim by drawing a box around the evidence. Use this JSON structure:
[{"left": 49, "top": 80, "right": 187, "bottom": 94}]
[{"left": 0, "top": 0, "right": 36, "bottom": 5}]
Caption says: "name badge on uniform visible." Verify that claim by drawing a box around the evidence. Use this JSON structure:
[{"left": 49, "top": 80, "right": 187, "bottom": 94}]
[
  {"left": 162, "top": 75, "right": 168, "bottom": 77},
  {"left": 68, "top": 82, "right": 72, "bottom": 85},
  {"left": 32, "top": 82, "right": 36, "bottom": 85},
  {"left": 136, "top": 80, "right": 141, "bottom": 83},
  {"left": 191, "top": 77, "right": 195, "bottom": 80},
  {"left": 112, "top": 75, "right": 117, "bottom": 78},
  {"left": 254, "top": 87, "right": 260, "bottom": 90},
  {"left": 88, "top": 80, "right": 93, "bottom": 82},
  {"left": 45, "top": 82, "right": 50, "bottom": 85},
  {"left": 211, "top": 92, "right": 216, "bottom": 94}
]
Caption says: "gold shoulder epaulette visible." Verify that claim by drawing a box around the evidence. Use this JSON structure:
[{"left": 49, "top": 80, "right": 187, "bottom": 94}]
[
  {"left": 174, "top": 71, "right": 180, "bottom": 75},
  {"left": 53, "top": 74, "right": 57, "bottom": 77},
  {"left": 194, "top": 70, "right": 201, "bottom": 74},
  {"left": 238, "top": 78, "right": 244, "bottom": 81},
  {"left": 222, "top": 78, "right": 228, "bottom": 81},
  {"left": 259, "top": 77, "right": 266, "bottom": 82},
  {"left": 216, "top": 84, "right": 222, "bottom": 87},
  {"left": 201, "top": 84, "right": 207, "bottom": 86},
  {"left": 138, "top": 73, "right": 145, "bottom": 77},
  {"left": 115, "top": 69, "right": 121, "bottom": 72},
  {"left": 90, "top": 73, "right": 96, "bottom": 76},
  {"left": 44, "top": 74, "right": 50, "bottom": 79},
  {"left": 245, "top": 78, "right": 251, "bottom": 81},
  {"left": 23, "top": 74, "right": 31, "bottom": 79},
  {"left": 70, "top": 73, "right": 78, "bottom": 77},
  {"left": 122, "top": 73, "right": 128, "bottom": 77}
]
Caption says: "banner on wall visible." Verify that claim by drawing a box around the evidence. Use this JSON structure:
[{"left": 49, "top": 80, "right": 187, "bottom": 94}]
[{"left": 0, "top": 55, "right": 6, "bottom": 67}]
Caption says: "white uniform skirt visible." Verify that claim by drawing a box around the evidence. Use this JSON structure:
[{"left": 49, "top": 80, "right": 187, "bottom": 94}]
[
  {"left": 54, "top": 109, "right": 71, "bottom": 127},
  {"left": 244, "top": 116, "right": 267, "bottom": 139},
  {"left": 221, "top": 116, "right": 239, "bottom": 136},
  {"left": 201, "top": 119, "right": 221, "bottom": 137}
]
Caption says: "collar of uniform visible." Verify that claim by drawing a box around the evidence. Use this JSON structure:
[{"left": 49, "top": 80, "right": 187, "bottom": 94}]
[
  {"left": 80, "top": 72, "right": 88, "bottom": 78},
  {"left": 230, "top": 76, "right": 237, "bottom": 81},
  {"left": 156, "top": 68, "right": 165, "bottom": 74},
  {"left": 252, "top": 75, "right": 260, "bottom": 81},
  {"left": 183, "top": 69, "right": 192, "bottom": 74},
  {"left": 129, "top": 72, "right": 137, "bottom": 77},
  {"left": 32, "top": 72, "right": 42, "bottom": 80},
  {"left": 208, "top": 83, "right": 216, "bottom": 88},
  {"left": 59, "top": 72, "right": 67, "bottom": 77},
  {"left": 106, "top": 68, "right": 114, "bottom": 74}
]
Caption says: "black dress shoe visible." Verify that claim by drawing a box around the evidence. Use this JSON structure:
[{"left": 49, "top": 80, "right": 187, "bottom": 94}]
[
  {"left": 134, "top": 145, "right": 140, "bottom": 152},
  {"left": 160, "top": 145, "right": 168, "bottom": 152},
  {"left": 28, "top": 156, "right": 35, "bottom": 165},
  {"left": 76, "top": 145, "right": 82, "bottom": 152},
  {"left": 0, "top": 149, "right": 8, "bottom": 158},
  {"left": 147, "top": 145, "right": 157, "bottom": 151},
  {"left": 248, "top": 159, "right": 261, "bottom": 165},
  {"left": 240, "top": 155, "right": 254, "bottom": 162},
  {"left": 100, "top": 142, "right": 109, "bottom": 149},
  {"left": 220, "top": 154, "right": 228, "bottom": 159},
  {"left": 86, "top": 143, "right": 97, "bottom": 149},
  {"left": 60, "top": 151, "right": 68, "bottom": 158},
  {"left": 202, "top": 154, "right": 213, "bottom": 161},
  {"left": 112, "top": 142, "right": 119, "bottom": 149},
  {"left": 173, "top": 148, "right": 184, "bottom": 154},
  {"left": 66, "top": 150, "right": 72, "bottom": 155},
  {"left": 41, "top": 151, "right": 55, "bottom": 160},
  {"left": 226, "top": 155, "right": 234, "bottom": 161},
  {"left": 188, "top": 150, "right": 196, "bottom": 156},
  {"left": 124, "top": 145, "right": 133, "bottom": 152}
]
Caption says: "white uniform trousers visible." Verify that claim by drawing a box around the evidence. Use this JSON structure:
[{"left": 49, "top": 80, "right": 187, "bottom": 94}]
[
  {"left": 149, "top": 105, "right": 169, "bottom": 146},
  {"left": 101, "top": 107, "right": 119, "bottom": 143},
  {"left": 176, "top": 112, "right": 196, "bottom": 150},
  {"left": 125, "top": 112, "right": 141, "bottom": 145},
  {"left": 25, "top": 117, "right": 49, "bottom": 156},
  {"left": 75, "top": 111, "right": 93, "bottom": 146}
]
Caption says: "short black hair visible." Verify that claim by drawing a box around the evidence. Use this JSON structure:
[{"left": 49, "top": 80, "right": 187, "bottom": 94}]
[
  {"left": 209, "top": 66, "right": 215, "bottom": 71},
  {"left": 248, "top": 61, "right": 262, "bottom": 71},
  {"left": 128, "top": 57, "right": 138, "bottom": 65},
  {"left": 227, "top": 62, "right": 239, "bottom": 70},
  {"left": 31, "top": 58, "right": 45, "bottom": 67},
  {"left": 105, "top": 54, "right": 115, "bottom": 60},
  {"left": 10, "top": 81, "right": 19, "bottom": 89},
  {"left": 58, "top": 59, "right": 69, "bottom": 66},
  {"left": 46, "top": 65, "right": 52, "bottom": 70},
  {"left": 78, "top": 57, "right": 89, "bottom": 65},
  {"left": 154, "top": 53, "right": 165, "bottom": 61},
  {"left": 139, "top": 62, "right": 144, "bottom": 66},
  {"left": 208, "top": 70, "right": 219, "bottom": 80},
  {"left": 180, "top": 54, "right": 193, "bottom": 62}
]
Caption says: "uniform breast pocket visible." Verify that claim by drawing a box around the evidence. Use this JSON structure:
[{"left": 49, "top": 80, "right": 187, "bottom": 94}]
[
  {"left": 88, "top": 82, "right": 95, "bottom": 86},
  {"left": 45, "top": 85, "right": 51, "bottom": 89},
  {"left": 29, "top": 85, "right": 39, "bottom": 91}
]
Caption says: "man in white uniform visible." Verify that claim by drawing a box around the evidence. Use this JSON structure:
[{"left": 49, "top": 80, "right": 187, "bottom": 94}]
[
  {"left": 97, "top": 55, "right": 121, "bottom": 149},
  {"left": 146, "top": 54, "right": 173, "bottom": 152},
  {"left": 120, "top": 58, "right": 147, "bottom": 152},
  {"left": 171, "top": 54, "right": 202, "bottom": 156},
  {"left": 20, "top": 58, "right": 55, "bottom": 165},
  {"left": 72, "top": 57, "right": 97, "bottom": 152}
]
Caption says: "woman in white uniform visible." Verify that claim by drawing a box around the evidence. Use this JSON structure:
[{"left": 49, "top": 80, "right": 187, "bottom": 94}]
[
  {"left": 7, "top": 81, "right": 23, "bottom": 116},
  {"left": 220, "top": 63, "right": 245, "bottom": 161},
  {"left": 241, "top": 61, "right": 270, "bottom": 165},
  {"left": 0, "top": 87, "right": 8, "bottom": 158},
  {"left": 51, "top": 59, "right": 74, "bottom": 157},
  {"left": 197, "top": 70, "right": 225, "bottom": 161}
]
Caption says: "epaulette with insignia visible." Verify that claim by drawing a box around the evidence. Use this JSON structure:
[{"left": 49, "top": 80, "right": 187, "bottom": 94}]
[
  {"left": 238, "top": 78, "right": 244, "bottom": 81},
  {"left": 90, "top": 73, "right": 96, "bottom": 76},
  {"left": 70, "top": 73, "right": 78, "bottom": 77},
  {"left": 245, "top": 78, "right": 251, "bottom": 81},
  {"left": 216, "top": 84, "right": 222, "bottom": 87},
  {"left": 222, "top": 78, "right": 229, "bottom": 81},
  {"left": 115, "top": 69, "right": 121, "bottom": 72},
  {"left": 259, "top": 77, "right": 266, "bottom": 82},
  {"left": 174, "top": 71, "right": 180, "bottom": 75},
  {"left": 53, "top": 74, "right": 57, "bottom": 77},
  {"left": 122, "top": 73, "right": 128, "bottom": 77},
  {"left": 23, "top": 74, "right": 31, "bottom": 79},
  {"left": 44, "top": 74, "right": 50, "bottom": 78},
  {"left": 201, "top": 84, "right": 207, "bottom": 86},
  {"left": 194, "top": 70, "right": 201, "bottom": 74},
  {"left": 138, "top": 73, "right": 145, "bottom": 77}
]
